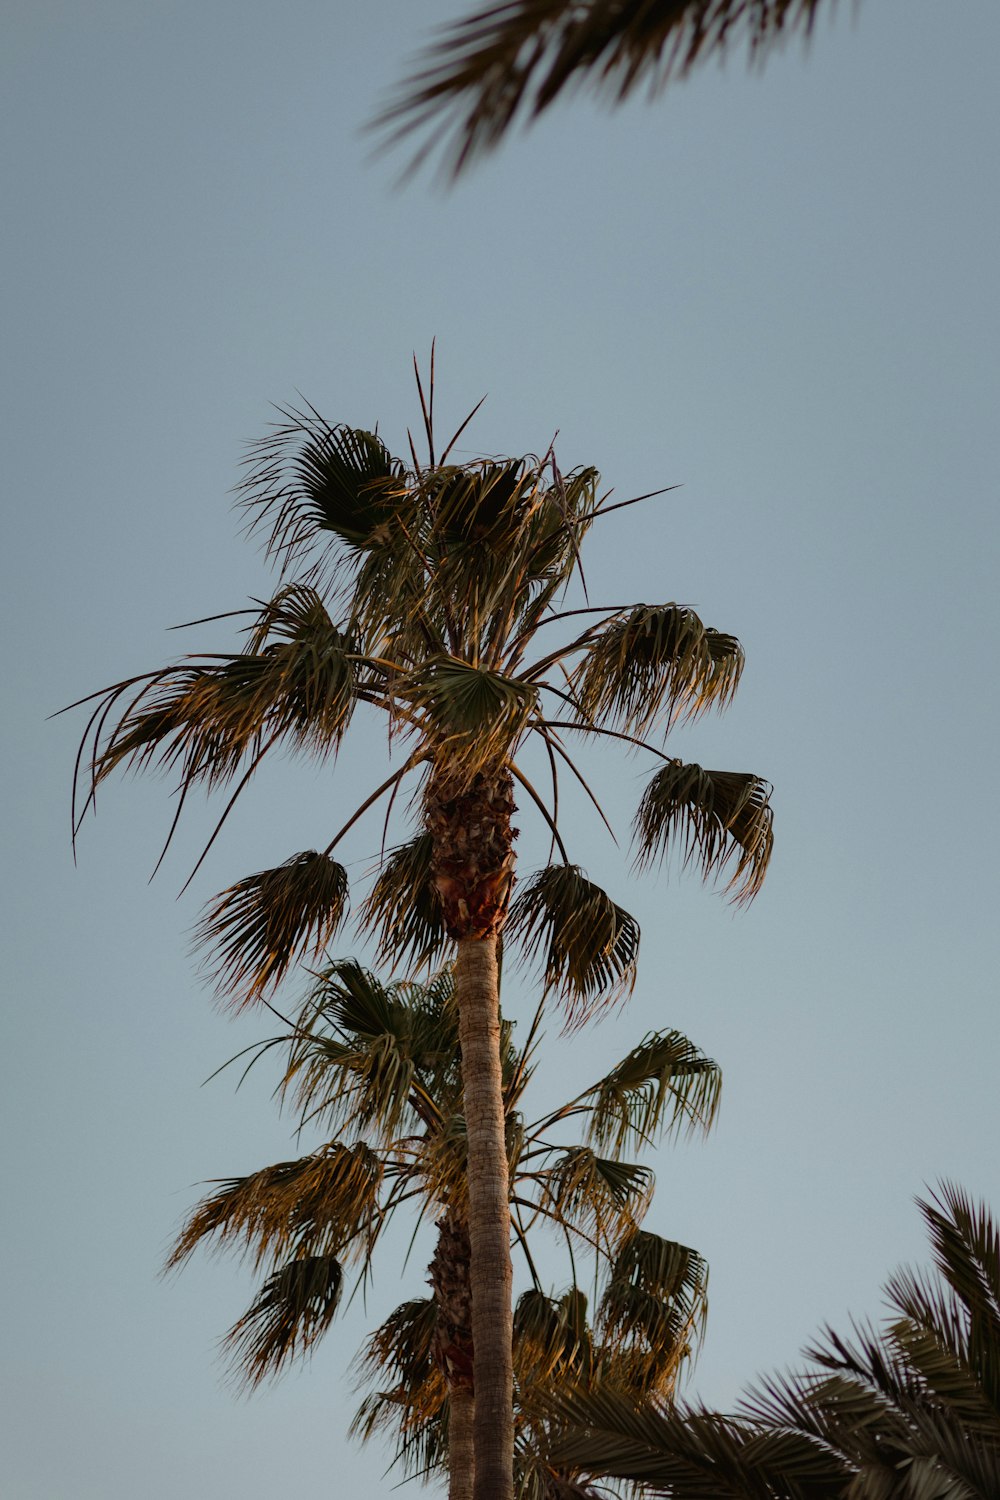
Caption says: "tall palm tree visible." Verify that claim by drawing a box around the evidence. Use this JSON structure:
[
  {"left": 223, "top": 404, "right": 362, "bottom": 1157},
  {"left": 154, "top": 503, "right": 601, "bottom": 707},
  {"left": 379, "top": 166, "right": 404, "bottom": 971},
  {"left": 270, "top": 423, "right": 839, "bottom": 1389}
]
[
  {"left": 377, "top": 0, "right": 844, "bottom": 177},
  {"left": 549, "top": 1184, "right": 1000, "bottom": 1499},
  {"left": 69, "top": 359, "right": 772, "bottom": 1499},
  {"left": 170, "top": 960, "right": 719, "bottom": 1499}
]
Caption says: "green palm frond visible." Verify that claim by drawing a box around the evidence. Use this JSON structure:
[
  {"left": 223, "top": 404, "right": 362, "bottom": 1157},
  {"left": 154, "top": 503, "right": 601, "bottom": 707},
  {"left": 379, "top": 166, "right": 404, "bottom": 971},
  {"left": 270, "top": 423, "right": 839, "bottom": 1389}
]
[
  {"left": 515, "top": 1287, "right": 595, "bottom": 1387},
  {"left": 548, "top": 1386, "right": 846, "bottom": 1498},
  {"left": 223, "top": 1253, "right": 344, "bottom": 1387},
  {"left": 508, "top": 865, "right": 640, "bottom": 1023},
  {"left": 599, "top": 1232, "right": 708, "bottom": 1390},
  {"left": 581, "top": 1031, "right": 722, "bottom": 1153},
  {"left": 352, "top": 1298, "right": 449, "bottom": 1482},
  {"left": 355, "top": 1296, "right": 441, "bottom": 1398},
  {"left": 572, "top": 605, "right": 744, "bottom": 738},
  {"left": 427, "top": 459, "right": 533, "bottom": 546},
  {"left": 404, "top": 655, "right": 539, "bottom": 781},
  {"left": 541, "top": 1149, "right": 654, "bottom": 1248},
  {"left": 634, "top": 760, "right": 773, "bottom": 904},
  {"left": 377, "top": 0, "right": 835, "bottom": 178},
  {"left": 88, "top": 588, "right": 362, "bottom": 798},
  {"left": 284, "top": 961, "right": 463, "bottom": 1139},
  {"left": 359, "top": 832, "right": 452, "bottom": 971},
  {"left": 238, "top": 414, "right": 406, "bottom": 572},
  {"left": 195, "top": 851, "right": 349, "bottom": 1007},
  {"left": 167, "top": 1140, "right": 383, "bottom": 1273}
]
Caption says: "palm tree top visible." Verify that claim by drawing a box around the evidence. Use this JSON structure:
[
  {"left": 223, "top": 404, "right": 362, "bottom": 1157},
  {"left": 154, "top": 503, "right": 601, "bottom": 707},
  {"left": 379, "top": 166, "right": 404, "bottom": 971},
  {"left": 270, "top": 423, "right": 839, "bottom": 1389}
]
[{"left": 66, "top": 359, "right": 773, "bottom": 1024}]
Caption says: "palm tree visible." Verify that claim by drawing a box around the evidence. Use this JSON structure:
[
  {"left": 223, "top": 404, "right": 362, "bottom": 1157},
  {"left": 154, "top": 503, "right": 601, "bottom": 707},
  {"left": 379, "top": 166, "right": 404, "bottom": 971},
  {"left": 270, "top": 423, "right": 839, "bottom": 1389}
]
[
  {"left": 377, "top": 0, "right": 844, "bottom": 178},
  {"left": 69, "top": 358, "right": 772, "bottom": 1500},
  {"left": 169, "top": 960, "right": 719, "bottom": 1499},
  {"left": 549, "top": 1184, "right": 1000, "bottom": 1499}
]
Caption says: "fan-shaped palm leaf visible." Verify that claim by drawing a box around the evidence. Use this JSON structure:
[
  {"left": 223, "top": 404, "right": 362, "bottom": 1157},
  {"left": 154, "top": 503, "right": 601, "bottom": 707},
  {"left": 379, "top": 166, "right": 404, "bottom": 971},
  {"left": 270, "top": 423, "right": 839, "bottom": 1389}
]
[
  {"left": 194, "top": 851, "right": 349, "bottom": 1007},
  {"left": 167, "top": 1141, "right": 383, "bottom": 1274},
  {"left": 224, "top": 1253, "right": 345, "bottom": 1386},
  {"left": 572, "top": 605, "right": 744, "bottom": 737},
  {"left": 508, "top": 864, "right": 640, "bottom": 1023},
  {"left": 239, "top": 414, "right": 406, "bottom": 571},
  {"left": 579, "top": 1031, "right": 722, "bottom": 1153},
  {"left": 359, "top": 832, "right": 451, "bottom": 971},
  {"left": 541, "top": 1149, "right": 654, "bottom": 1249},
  {"left": 377, "top": 0, "right": 838, "bottom": 178},
  {"left": 634, "top": 760, "right": 773, "bottom": 904}
]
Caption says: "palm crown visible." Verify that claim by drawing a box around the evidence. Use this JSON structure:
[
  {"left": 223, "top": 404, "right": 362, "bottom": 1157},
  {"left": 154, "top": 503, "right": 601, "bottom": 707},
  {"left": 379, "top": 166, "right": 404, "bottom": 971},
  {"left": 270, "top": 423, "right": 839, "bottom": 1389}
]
[
  {"left": 69, "top": 360, "right": 771, "bottom": 1500},
  {"left": 171, "top": 962, "right": 719, "bottom": 1496}
]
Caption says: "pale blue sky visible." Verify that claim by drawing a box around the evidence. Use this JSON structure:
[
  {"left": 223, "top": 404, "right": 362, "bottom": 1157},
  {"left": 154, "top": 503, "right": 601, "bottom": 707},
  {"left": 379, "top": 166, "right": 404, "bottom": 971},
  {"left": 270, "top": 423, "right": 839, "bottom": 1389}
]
[{"left": 3, "top": 2, "right": 999, "bottom": 1496}]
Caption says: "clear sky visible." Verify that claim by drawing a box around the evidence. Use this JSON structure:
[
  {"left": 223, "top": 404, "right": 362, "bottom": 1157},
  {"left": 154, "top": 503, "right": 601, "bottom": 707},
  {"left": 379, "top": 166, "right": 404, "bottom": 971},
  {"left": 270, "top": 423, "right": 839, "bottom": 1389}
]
[{"left": 3, "top": 2, "right": 999, "bottom": 1495}]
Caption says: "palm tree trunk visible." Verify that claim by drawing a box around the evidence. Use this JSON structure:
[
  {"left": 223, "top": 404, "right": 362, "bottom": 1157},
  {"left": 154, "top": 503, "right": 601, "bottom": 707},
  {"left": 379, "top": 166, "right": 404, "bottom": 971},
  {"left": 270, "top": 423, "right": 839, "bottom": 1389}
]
[
  {"left": 448, "top": 1386, "right": 476, "bottom": 1500},
  {"left": 455, "top": 935, "right": 513, "bottom": 1500}
]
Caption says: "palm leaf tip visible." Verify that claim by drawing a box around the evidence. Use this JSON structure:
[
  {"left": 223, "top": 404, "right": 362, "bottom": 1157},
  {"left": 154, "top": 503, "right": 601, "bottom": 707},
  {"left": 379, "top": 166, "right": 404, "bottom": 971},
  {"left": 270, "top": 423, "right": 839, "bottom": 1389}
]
[
  {"left": 634, "top": 760, "right": 773, "bottom": 904},
  {"left": 508, "top": 864, "right": 639, "bottom": 1026},
  {"left": 195, "top": 851, "right": 349, "bottom": 1007}
]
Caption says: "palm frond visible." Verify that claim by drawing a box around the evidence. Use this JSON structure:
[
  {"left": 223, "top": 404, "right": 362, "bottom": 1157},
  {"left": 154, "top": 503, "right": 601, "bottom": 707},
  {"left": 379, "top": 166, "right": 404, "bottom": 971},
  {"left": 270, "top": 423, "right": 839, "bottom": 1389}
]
[
  {"left": 238, "top": 412, "right": 406, "bottom": 572},
  {"left": 359, "top": 832, "right": 452, "bottom": 971},
  {"left": 224, "top": 1253, "right": 344, "bottom": 1386},
  {"left": 515, "top": 1287, "right": 595, "bottom": 1387},
  {"left": 89, "top": 587, "right": 363, "bottom": 797},
  {"left": 599, "top": 1231, "right": 709, "bottom": 1387},
  {"left": 194, "top": 851, "right": 349, "bottom": 1007},
  {"left": 581, "top": 1031, "right": 722, "bottom": 1153},
  {"left": 403, "top": 655, "right": 539, "bottom": 782},
  {"left": 539, "top": 1149, "right": 653, "bottom": 1248},
  {"left": 508, "top": 864, "right": 640, "bottom": 1025},
  {"left": 548, "top": 1386, "right": 846, "bottom": 1498},
  {"left": 376, "top": 0, "right": 835, "bottom": 178},
  {"left": 572, "top": 605, "right": 743, "bottom": 738},
  {"left": 167, "top": 1140, "right": 383, "bottom": 1273},
  {"left": 634, "top": 759, "right": 773, "bottom": 904},
  {"left": 352, "top": 1298, "right": 450, "bottom": 1482},
  {"left": 284, "top": 961, "right": 465, "bottom": 1145}
]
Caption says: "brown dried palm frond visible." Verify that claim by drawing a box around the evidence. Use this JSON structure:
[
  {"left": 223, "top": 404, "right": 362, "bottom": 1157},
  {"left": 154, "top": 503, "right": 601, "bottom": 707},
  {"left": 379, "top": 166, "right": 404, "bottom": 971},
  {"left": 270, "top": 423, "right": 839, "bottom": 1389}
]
[
  {"left": 359, "top": 832, "right": 451, "bottom": 971},
  {"left": 571, "top": 605, "right": 744, "bottom": 737},
  {"left": 223, "top": 1253, "right": 345, "bottom": 1387},
  {"left": 508, "top": 864, "right": 640, "bottom": 1024},
  {"left": 578, "top": 1031, "right": 722, "bottom": 1153},
  {"left": 634, "top": 760, "right": 773, "bottom": 905},
  {"left": 376, "top": 0, "right": 836, "bottom": 178},
  {"left": 167, "top": 1140, "right": 384, "bottom": 1274},
  {"left": 194, "top": 850, "right": 349, "bottom": 1008}
]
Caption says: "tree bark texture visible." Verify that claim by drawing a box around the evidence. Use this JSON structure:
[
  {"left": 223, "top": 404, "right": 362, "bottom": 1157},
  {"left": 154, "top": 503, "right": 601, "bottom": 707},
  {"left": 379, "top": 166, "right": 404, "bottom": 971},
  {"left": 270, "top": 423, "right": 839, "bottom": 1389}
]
[
  {"left": 448, "top": 1387, "right": 476, "bottom": 1500},
  {"left": 430, "top": 1212, "right": 476, "bottom": 1499},
  {"left": 454, "top": 936, "right": 513, "bottom": 1500}
]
